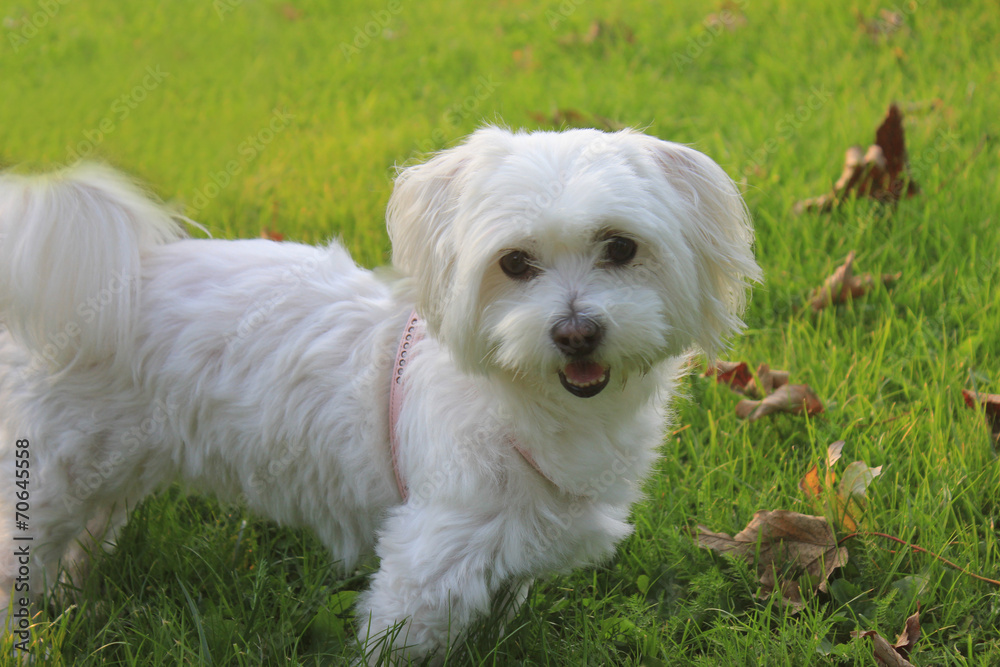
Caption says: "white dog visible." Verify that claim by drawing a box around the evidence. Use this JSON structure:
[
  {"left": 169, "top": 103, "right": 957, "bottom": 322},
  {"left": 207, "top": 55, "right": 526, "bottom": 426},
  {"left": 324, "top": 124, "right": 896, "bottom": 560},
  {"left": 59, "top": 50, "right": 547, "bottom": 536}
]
[{"left": 0, "top": 127, "right": 759, "bottom": 661}]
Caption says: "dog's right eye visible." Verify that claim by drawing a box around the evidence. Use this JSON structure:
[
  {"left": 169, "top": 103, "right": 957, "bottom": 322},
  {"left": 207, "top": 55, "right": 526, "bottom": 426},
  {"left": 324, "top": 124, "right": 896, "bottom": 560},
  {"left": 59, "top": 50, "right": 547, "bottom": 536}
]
[{"left": 500, "top": 251, "right": 536, "bottom": 280}]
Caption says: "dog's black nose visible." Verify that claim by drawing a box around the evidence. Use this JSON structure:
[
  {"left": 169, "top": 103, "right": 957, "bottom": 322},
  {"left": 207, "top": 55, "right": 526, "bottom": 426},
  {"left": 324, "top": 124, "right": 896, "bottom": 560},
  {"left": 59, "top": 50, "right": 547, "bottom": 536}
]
[{"left": 551, "top": 316, "right": 603, "bottom": 357}]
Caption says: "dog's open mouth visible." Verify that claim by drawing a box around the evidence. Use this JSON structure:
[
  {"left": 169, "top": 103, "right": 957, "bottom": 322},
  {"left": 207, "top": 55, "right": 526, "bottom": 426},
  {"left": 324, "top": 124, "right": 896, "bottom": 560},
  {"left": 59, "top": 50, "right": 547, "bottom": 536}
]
[{"left": 558, "top": 361, "right": 611, "bottom": 398}]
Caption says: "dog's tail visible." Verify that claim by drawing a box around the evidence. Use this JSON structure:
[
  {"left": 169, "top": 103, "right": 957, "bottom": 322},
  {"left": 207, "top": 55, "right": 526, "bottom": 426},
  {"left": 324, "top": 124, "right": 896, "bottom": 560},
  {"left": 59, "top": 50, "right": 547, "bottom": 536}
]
[{"left": 0, "top": 163, "right": 185, "bottom": 370}]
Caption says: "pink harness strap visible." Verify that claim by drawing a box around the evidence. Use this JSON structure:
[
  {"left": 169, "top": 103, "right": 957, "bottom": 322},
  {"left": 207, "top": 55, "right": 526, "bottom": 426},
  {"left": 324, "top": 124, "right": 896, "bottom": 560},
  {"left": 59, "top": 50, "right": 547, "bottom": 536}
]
[
  {"left": 389, "top": 311, "right": 421, "bottom": 501},
  {"left": 388, "top": 311, "right": 554, "bottom": 502}
]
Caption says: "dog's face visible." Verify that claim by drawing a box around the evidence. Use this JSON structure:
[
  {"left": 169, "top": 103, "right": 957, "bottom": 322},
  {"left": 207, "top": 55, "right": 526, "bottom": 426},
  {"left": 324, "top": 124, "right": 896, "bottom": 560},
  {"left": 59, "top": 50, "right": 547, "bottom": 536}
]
[{"left": 388, "top": 127, "right": 761, "bottom": 398}]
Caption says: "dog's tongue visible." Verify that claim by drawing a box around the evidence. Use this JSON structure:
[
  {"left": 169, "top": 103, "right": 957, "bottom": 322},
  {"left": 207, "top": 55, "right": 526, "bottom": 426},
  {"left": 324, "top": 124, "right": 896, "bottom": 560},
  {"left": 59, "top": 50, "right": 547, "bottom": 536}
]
[{"left": 563, "top": 360, "right": 607, "bottom": 385}]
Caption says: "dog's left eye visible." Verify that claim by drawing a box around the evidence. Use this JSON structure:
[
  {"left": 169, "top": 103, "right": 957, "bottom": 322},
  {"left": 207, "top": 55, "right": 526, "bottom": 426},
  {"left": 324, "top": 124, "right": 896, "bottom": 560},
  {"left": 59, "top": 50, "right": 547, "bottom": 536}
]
[
  {"left": 500, "top": 250, "right": 537, "bottom": 280},
  {"left": 604, "top": 236, "right": 637, "bottom": 265}
]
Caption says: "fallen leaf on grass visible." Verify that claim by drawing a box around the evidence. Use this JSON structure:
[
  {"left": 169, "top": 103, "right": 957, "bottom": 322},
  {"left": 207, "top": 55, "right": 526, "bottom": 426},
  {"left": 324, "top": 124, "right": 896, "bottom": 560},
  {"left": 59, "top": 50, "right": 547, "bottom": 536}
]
[
  {"left": 704, "top": 360, "right": 754, "bottom": 393},
  {"left": 839, "top": 460, "right": 883, "bottom": 499},
  {"left": 832, "top": 460, "right": 884, "bottom": 531},
  {"left": 799, "top": 440, "right": 846, "bottom": 498},
  {"left": 529, "top": 108, "right": 626, "bottom": 131},
  {"left": 557, "top": 19, "right": 636, "bottom": 47},
  {"left": 704, "top": 1, "right": 748, "bottom": 32},
  {"left": 851, "top": 610, "right": 920, "bottom": 666},
  {"left": 800, "top": 441, "right": 882, "bottom": 531},
  {"left": 799, "top": 462, "right": 823, "bottom": 498},
  {"left": 961, "top": 389, "right": 1000, "bottom": 441},
  {"left": 749, "top": 362, "right": 789, "bottom": 396},
  {"left": 707, "top": 361, "right": 822, "bottom": 420},
  {"left": 529, "top": 108, "right": 588, "bottom": 128},
  {"left": 794, "top": 103, "right": 921, "bottom": 214},
  {"left": 855, "top": 8, "right": 906, "bottom": 39},
  {"left": 735, "top": 383, "right": 824, "bottom": 421},
  {"left": 512, "top": 46, "right": 537, "bottom": 71},
  {"left": 809, "top": 251, "right": 901, "bottom": 311},
  {"left": 697, "top": 510, "right": 848, "bottom": 611},
  {"left": 893, "top": 610, "right": 921, "bottom": 659},
  {"left": 586, "top": 19, "right": 635, "bottom": 44},
  {"left": 278, "top": 3, "right": 303, "bottom": 21},
  {"left": 260, "top": 227, "right": 285, "bottom": 242},
  {"left": 705, "top": 361, "right": 789, "bottom": 398},
  {"left": 826, "top": 439, "right": 845, "bottom": 466}
]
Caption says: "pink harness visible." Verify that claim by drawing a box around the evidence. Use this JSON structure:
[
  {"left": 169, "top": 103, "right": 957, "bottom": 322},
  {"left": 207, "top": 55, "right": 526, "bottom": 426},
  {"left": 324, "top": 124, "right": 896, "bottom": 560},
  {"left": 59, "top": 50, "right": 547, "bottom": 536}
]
[{"left": 388, "top": 311, "right": 553, "bottom": 502}]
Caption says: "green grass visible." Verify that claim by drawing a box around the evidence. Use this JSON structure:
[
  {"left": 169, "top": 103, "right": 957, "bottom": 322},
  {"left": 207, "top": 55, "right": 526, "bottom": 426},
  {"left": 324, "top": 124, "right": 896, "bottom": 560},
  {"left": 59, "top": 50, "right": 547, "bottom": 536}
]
[{"left": 2, "top": 0, "right": 999, "bottom": 664}]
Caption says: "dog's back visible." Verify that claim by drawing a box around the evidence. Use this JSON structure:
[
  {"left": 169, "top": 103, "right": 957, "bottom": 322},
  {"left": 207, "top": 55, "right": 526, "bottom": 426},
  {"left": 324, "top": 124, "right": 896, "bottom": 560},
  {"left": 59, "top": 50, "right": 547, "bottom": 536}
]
[{"left": 0, "top": 165, "right": 403, "bottom": 637}]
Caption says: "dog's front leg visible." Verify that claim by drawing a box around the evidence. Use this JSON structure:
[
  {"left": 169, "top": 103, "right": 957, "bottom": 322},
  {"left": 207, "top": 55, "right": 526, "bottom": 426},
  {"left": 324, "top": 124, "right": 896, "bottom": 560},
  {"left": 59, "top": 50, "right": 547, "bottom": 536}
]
[{"left": 355, "top": 501, "right": 524, "bottom": 663}]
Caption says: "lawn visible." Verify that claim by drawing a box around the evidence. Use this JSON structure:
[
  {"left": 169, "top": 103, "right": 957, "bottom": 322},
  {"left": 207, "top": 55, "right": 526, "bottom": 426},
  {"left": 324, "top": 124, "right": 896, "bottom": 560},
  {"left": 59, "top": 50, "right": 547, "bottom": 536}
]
[{"left": 1, "top": 0, "right": 999, "bottom": 664}]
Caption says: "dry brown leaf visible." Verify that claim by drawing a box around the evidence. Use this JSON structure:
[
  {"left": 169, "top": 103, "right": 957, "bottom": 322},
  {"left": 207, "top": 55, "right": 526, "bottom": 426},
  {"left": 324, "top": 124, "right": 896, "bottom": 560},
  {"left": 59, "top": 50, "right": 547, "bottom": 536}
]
[
  {"left": 746, "top": 362, "right": 789, "bottom": 396},
  {"left": 278, "top": 3, "right": 303, "bottom": 20},
  {"left": 529, "top": 108, "right": 624, "bottom": 131},
  {"left": 809, "top": 251, "right": 901, "bottom": 311},
  {"left": 794, "top": 103, "right": 921, "bottom": 214},
  {"left": 861, "top": 9, "right": 906, "bottom": 38},
  {"left": 709, "top": 361, "right": 816, "bottom": 418},
  {"left": 696, "top": 510, "right": 848, "bottom": 611},
  {"left": 530, "top": 108, "right": 586, "bottom": 128},
  {"left": 854, "top": 631, "right": 916, "bottom": 666},
  {"left": 799, "top": 441, "right": 882, "bottom": 532},
  {"left": 851, "top": 610, "right": 921, "bottom": 666},
  {"left": 556, "top": 19, "right": 635, "bottom": 47},
  {"left": 260, "top": 227, "right": 285, "bottom": 242},
  {"left": 735, "top": 384, "right": 824, "bottom": 421},
  {"left": 840, "top": 460, "right": 884, "bottom": 499},
  {"left": 590, "top": 114, "right": 628, "bottom": 131},
  {"left": 588, "top": 19, "right": 635, "bottom": 44},
  {"left": 704, "top": 360, "right": 754, "bottom": 393},
  {"left": 800, "top": 441, "right": 843, "bottom": 499},
  {"left": 810, "top": 251, "right": 858, "bottom": 310},
  {"left": 962, "top": 389, "right": 1000, "bottom": 441},
  {"left": 512, "top": 45, "right": 537, "bottom": 71},
  {"left": 894, "top": 610, "right": 921, "bottom": 659},
  {"left": 832, "top": 460, "right": 883, "bottom": 531},
  {"left": 875, "top": 105, "right": 918, "bottom": 199},
  {"left": 707, "top": 361, "right": 790, "bottom": 398},
  {"left": 705, "top": 1, "right": 748, "bottom": 32},
  {"left": 826, "top": 439, "right": 845, "bottom": 467},
  {"left": 799, "top": 464, "right": 822, "bottom": 498}
]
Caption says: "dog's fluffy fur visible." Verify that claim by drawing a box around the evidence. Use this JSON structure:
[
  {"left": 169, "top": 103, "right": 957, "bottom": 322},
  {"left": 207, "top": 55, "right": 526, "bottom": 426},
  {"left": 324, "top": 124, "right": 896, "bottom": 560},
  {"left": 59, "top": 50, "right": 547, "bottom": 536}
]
[{"left": 0, "top": 127, "right": 759, "bottom": 660}]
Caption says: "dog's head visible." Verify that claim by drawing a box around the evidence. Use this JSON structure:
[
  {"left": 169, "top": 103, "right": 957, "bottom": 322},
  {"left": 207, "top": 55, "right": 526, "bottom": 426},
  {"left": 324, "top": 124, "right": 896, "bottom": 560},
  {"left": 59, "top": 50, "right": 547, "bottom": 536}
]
[{"left": 387, "top": 127, "right": 761, "bottom": 398}]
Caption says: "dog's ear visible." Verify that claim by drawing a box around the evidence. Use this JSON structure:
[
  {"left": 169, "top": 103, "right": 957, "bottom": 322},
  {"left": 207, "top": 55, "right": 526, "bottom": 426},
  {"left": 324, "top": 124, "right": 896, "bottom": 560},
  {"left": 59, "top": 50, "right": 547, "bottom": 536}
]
[
  {"left": 640, "top": 137, "right": 763, "bottom": 357},
  {"left": 386, "top": 144, "right": 473, "bottom": 331}
]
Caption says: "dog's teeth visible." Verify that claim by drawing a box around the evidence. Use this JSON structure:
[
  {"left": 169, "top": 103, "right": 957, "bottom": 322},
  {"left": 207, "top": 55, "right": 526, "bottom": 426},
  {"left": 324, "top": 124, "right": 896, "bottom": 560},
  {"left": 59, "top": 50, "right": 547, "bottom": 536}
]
[
  {"left": 581, "top": 377, "right": 602, "bottom": 387},
  {"left": 567, "top": 371, "right": 608, "bottom": 388}
]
